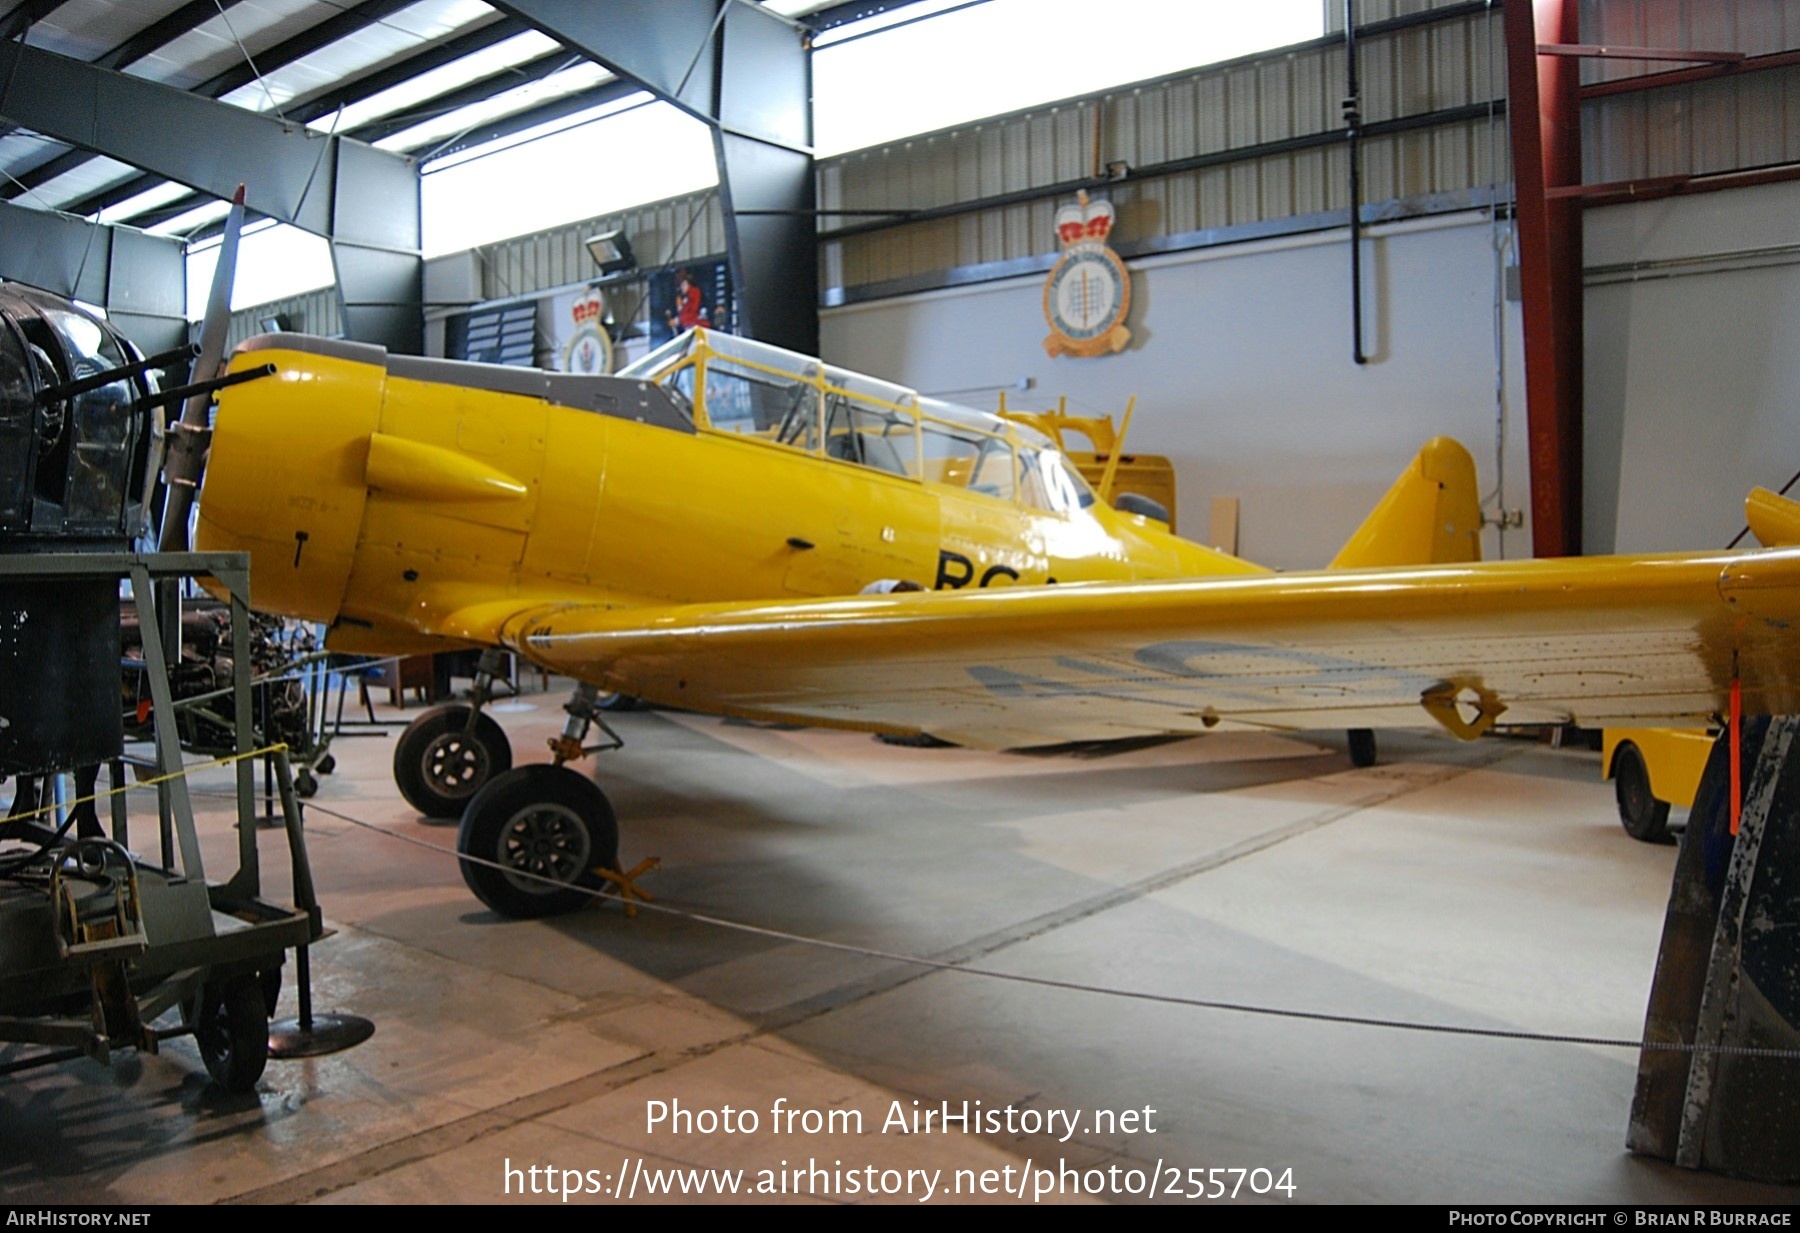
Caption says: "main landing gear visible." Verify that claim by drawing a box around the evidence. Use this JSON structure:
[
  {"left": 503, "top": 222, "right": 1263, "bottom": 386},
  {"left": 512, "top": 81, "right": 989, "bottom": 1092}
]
[
  {"left": 393, "top": 703, "right": 512, "bottom": 817},
  {"left": 457, "top": 763, "right": 618, "bottom": 918},
  {"left": 393, "top": 663, "right": 628, "bottom": 919}
]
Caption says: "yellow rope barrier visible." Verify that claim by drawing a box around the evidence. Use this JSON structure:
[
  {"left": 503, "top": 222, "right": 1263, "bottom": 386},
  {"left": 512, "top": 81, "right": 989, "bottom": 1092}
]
[{"left": 2, "top": 743, "right": 291, "bottom": 826}]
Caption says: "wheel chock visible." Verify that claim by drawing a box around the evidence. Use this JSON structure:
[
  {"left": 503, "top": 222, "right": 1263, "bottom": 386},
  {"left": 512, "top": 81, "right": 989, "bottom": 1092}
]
[{"left": 594, "top": 857, "right": 660, "bottom": 916}]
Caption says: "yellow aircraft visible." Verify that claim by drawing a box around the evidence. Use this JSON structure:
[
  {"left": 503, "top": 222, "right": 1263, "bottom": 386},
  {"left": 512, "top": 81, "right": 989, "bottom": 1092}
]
[{"left": 192, "top": 326, "right": 1800, "bottom": 918}]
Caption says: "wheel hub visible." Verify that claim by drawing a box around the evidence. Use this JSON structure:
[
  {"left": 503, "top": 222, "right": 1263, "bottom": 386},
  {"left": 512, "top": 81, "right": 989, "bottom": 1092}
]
[
  {"left": 499, "top": 804, "right": 593, "bottom": 896},
  {"left": 423, "top": 731, "right": 489, "bottom": 801}
]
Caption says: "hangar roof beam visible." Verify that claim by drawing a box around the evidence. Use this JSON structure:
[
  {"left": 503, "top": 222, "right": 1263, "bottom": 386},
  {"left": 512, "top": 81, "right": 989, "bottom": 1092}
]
[
  {"left": 0, "top": 199, "right": 187, "bottom": 351},
  {"left": 0, "top": 40, "right": 422, "bottom": 353},
  {"left": 489, "top": 0, "right": 819, "bottom": 355}
]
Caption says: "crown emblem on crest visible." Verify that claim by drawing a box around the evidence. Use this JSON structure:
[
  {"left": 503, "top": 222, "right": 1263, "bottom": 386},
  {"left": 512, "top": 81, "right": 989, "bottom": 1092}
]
[
  {"left": 1055, "top": 190, "right": 1114, "bottom": 249},
  {"left": 571, "top": 294, "right": 603, "bottom": 326},
  {"left": 562, "top": 289, "right": 613, "bottom": 374}
]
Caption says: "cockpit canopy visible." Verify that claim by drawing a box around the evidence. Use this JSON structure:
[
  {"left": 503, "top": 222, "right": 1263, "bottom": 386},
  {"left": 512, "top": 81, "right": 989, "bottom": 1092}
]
[
  {"left": 0, "top": 282, "right": 155, "bottom": 542},
  {"left": 621, "top": 329, "right": 1095, "bottom": 515}
]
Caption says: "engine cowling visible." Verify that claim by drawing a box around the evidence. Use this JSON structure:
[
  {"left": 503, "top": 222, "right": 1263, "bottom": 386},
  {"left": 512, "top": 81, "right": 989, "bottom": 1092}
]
[{"left": 195, "top": 335, "right": 383, "bottom": 623}]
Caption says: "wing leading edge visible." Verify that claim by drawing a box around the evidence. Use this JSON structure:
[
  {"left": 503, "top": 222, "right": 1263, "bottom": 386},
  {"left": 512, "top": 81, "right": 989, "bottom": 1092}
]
[{"left": 437, "top": 549, "right": 1800, "bottom": 750}]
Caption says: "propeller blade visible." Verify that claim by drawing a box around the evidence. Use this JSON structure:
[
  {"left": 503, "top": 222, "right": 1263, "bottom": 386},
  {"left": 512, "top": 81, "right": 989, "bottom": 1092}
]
[{"left": 158, "top": 183, "right": 245, "bottom": 552}]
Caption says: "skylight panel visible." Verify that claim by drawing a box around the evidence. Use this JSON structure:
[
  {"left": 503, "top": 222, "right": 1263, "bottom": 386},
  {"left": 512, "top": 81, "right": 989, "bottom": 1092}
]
[
  {"left": 374, "top": 62, "right": 619, "bottom": 154},
  {"left": 813, "top": 0, "right": 1322, "bottom": 156},
  {"left": 304, "top": 29, "right": 562, "bottom": 135}
]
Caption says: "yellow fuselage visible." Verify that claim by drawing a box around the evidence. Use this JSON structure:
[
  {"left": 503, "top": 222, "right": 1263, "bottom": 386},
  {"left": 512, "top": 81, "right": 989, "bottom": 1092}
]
[{"left": 195, "top": 335, "right": 1258, "bottom": 660}]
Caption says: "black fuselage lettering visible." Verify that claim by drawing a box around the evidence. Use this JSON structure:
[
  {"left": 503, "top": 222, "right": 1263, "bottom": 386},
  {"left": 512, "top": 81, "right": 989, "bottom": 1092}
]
[
  {"left": 936, "top": 549, "right": 975, "bottom": 589},
  {"left": 936, "top": 549, "right": 1030, "bottom": 589}
]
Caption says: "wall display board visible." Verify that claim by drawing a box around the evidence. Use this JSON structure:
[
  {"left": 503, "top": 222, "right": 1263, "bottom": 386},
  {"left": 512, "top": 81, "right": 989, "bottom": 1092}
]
[{"left": 649, "top": 258, "right": 734, "bottom": 346}]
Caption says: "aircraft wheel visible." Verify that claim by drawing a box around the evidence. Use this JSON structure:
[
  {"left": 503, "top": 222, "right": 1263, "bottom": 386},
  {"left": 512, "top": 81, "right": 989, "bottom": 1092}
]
[
  {"left": 457, "top": 765, "right": 618, "bottom": 919},
  {"left": 196, "top": 973, "right": 269, "bottom": 1093},
  {"left": 394, "top": 704, "right": 512, "bottom": 818},
  {"left": 596, "top": 692, "right": 640, "bottom": 712},
  {"left": 1612, "top": 742, "right": 1673, "bottom": 844},
  {"left": 1347, "top": 728, "right": 1378, "bottom": 768}
]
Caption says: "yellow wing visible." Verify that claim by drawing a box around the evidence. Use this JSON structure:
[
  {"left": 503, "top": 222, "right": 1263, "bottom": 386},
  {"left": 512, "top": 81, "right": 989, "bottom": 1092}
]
[{"left": 435, "top": 548, "right": 1800, "bottom": 750}]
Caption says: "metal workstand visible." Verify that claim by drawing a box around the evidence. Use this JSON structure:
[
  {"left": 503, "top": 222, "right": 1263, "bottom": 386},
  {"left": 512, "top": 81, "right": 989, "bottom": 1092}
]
[{"left": 0, "top": 551, "right": 321, "bottom": 1091}]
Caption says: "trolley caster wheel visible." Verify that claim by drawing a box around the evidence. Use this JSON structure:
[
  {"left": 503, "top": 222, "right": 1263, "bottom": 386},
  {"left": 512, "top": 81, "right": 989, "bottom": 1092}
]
[
  {"left": 394, "top": 704, "right": 513, "bottom": 818},
  {"left": 294, "top": 768, "right": 318, "bottom": 798},
  {"left": 197, "top": 973, "right": 269, "bottom": 1092},
  {"left": 1347, "top": 729, "right": 1378, "bottom": 768},
  {"left": 316, "top": 753, "right": 337, "bottom": 776},
  {"left": 258, "top": 965, "right": 283, "bottom": 1017}
]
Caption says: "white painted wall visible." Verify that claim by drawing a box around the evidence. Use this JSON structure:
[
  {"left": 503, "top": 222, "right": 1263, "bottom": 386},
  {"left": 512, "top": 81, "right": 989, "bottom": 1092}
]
[
  {"left": 822, "top": 211, "right": 1531, "bottom": 570},
  {"left": 1584, "top": 180, "right": 1800, "bottom": 554}
]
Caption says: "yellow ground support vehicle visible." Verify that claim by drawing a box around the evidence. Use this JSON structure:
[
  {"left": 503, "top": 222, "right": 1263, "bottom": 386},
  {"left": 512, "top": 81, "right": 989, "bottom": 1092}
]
[
  {"left": 1601, "top": 727, "right": 1717, "bottom": 843},
  {"left": 999, "top": 404, "right": 1180, "bottom": 531}
]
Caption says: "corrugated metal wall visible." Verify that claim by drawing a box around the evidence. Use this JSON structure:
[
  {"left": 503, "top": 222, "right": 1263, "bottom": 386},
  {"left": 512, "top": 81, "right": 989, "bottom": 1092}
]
[
  {"left": 471, "top": 190, "right": 726, "bottom": 335},
  {"left": 1327, "top": 0, "right": 1484, "bottom": 32},
  {"left": 226, "top": 284, "right": 340, "bottom": 349},
  {"left": 1581, "top": 0, "right": 1800, "bottom": 183},
  {"left": 819, "top": 0, "right": 1509, "bottom": 300}
]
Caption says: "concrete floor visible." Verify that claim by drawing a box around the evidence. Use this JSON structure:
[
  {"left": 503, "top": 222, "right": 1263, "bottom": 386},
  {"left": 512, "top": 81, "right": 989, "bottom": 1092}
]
[{"left": 2, "top": 683, "right": 1796, "bottom": 1206}]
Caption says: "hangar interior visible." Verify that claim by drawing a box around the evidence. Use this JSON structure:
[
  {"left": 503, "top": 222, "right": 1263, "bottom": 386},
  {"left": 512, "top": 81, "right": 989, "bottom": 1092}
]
[{"left": 1, "top": 0, "right": 1799, "bottom": 1206}]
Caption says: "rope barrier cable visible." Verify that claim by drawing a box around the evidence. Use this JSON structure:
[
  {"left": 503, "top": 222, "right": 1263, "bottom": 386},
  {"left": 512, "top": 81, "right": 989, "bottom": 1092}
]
[
  {"left": 0, "top": 743, "right": 292, "bottom": 828},
  {"left": 17, "top": 740, "right": 1784, "bottom": 1062},
  {"left": 0, "top": 743, "right": 293, "bottom": 878},
  {"left": 302, "top": 800, "right": 1800, "bottom": 1063}
]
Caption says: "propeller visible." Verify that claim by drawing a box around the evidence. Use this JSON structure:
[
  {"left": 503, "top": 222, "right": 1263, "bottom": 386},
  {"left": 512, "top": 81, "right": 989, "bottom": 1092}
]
[{"left": 157, "top": 183, "right": 246, "bottom": 553}]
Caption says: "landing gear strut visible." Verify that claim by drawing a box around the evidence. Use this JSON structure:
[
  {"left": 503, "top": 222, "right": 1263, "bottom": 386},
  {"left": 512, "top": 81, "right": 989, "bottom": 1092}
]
[{"left": 454, "top": 682, "right": 630, "bottom": 919}]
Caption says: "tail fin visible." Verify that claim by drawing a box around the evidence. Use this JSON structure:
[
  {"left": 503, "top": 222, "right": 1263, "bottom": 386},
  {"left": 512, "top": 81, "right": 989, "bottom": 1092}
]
[{"left": 1329, "top": 437, "right": 1482, "bottom": 569}]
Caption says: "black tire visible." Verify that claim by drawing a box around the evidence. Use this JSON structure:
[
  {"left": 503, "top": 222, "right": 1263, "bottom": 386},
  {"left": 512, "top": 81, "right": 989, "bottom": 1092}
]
[
  {"left": 197, "top": 973, "right": 269, "bottom": 1092},
  {"left": 1347, "top": 728, "right": 1378, "bottom": 768},
  {"left": 596, "top": 692, "right": 641, "bottom": 712},
  {"left": 875, "top": 731, "right": 957, "bottom": 748},
  {"left": 393, "top": 704, "right": 513, "bottom": 818},
  {"left": 294, "top": 767, "right": 318, "bottom": 798},
  {"left": 457, "top": 765, "right": 618, "bottom": 919},
  {"left": 1613, "top": 742, "right": 1673, "bottom": 844}
]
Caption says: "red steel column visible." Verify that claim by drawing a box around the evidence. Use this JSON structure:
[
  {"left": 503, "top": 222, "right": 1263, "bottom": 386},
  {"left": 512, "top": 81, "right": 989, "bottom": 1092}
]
[{"left": 1505, "top": 0, "right": 1584, "bottom": 557}]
